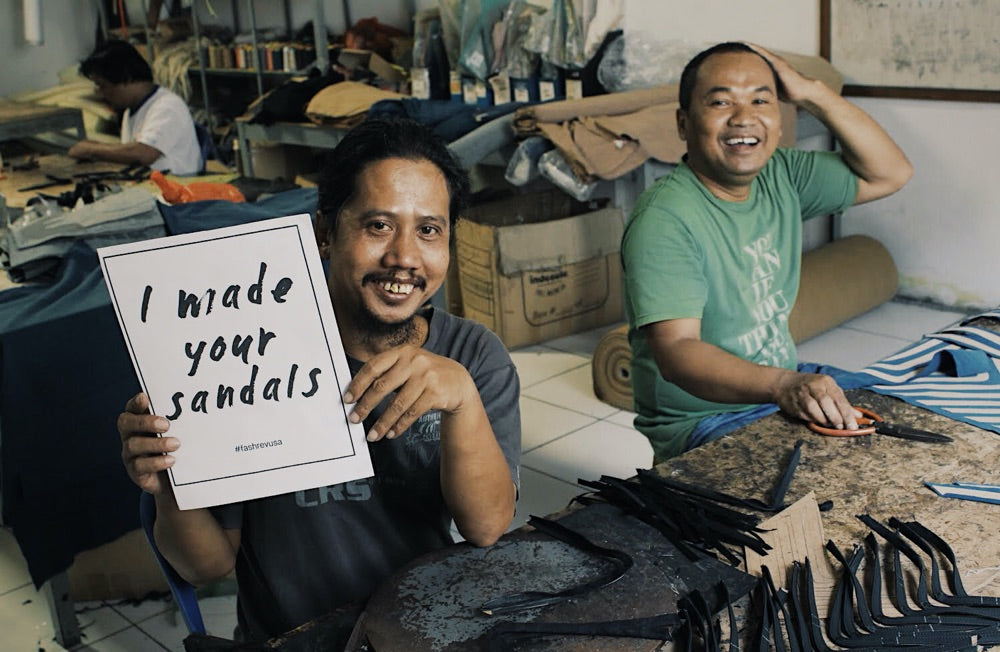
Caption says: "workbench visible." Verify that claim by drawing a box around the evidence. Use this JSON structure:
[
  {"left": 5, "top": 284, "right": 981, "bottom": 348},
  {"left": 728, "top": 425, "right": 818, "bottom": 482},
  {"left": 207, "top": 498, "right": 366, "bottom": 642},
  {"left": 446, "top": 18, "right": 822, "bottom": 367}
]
[
  {"left": 355, "top": 340, "right": 1000, "bottom": 649},
  {"left": 235, "top": 118, "right": 348, "bottom": 178},
  {"left": 0, "top": 155, "right": 123, "bottom": 208},
  {"left": 0, "top": 99, "right": 86, "bottom": 144}
]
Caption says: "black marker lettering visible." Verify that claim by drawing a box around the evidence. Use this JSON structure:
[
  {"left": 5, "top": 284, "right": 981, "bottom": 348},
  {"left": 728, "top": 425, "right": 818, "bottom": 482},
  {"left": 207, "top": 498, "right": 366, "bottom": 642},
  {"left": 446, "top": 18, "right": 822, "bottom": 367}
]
[
  {"left": 140, "top": 285, "right": 153, "bottom": 322},
  {"left": 185, "top": 341, "right": 206, "bottom": 377},
  {"left": 302, "top": 368, "right": 322, "bottom": 397},
  {"left": 271, "top": 276, "right": 293, "bottom": 303},
  {"left": 166, "top": 392, "right": 184, "bottom": 420},
  {"left": 248, "top": 262, "right": 266, "bottom": 304}
]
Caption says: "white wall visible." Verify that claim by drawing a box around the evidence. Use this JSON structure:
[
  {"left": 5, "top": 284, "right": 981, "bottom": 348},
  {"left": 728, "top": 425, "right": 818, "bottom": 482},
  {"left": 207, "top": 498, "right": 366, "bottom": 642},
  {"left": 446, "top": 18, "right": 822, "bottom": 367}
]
[
  {"left": 1, "top": 1, "right": 97, "bottom": 95},
  {"left": 623, "top": 0, "right": 1000, "bottom": 310},
  {"left": 623, "top": 0, "right": 818, "bottom": 56},
  {"left": 841, "top": 98, "right": 1000, "bottom": 310}
]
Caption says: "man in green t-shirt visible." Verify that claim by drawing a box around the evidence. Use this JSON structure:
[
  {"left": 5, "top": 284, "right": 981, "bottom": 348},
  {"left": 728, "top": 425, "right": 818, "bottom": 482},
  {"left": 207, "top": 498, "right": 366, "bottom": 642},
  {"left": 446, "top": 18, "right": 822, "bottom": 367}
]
[{"left": 622, "top": 42, "right": 912, "bottom": 462}]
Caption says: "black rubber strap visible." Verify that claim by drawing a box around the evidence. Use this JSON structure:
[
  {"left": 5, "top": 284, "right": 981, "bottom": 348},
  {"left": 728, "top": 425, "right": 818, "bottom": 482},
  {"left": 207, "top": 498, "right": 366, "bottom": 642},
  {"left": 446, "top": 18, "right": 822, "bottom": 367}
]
[
  {"left": 582, "top": 472, "right": 771, "bottom": 565},
  {"left": 861, "top": 514, "right": 1000, "bottom": 626},
  {"left": 634, "top": 439, "right": 803, "bottom": 513},
  {"left": 484, "top": 613, "right": 681, "bottom": 651},
  {"left": 479, "top": 515, "right": 633, "bottom": 616},
  {"left": 894, "top": 518, "right": 1000, "bottom": 610}
]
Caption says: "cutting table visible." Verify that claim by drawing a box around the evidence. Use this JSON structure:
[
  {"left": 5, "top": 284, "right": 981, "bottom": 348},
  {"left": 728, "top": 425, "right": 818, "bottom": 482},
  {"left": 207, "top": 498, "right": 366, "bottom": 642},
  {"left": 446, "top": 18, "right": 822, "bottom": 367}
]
[
  {"left": 353, "top": 323, "right": 1000, "bottom": 650},
  {"left": 0, "top": 99, "right": 85, "bottom": 144}
]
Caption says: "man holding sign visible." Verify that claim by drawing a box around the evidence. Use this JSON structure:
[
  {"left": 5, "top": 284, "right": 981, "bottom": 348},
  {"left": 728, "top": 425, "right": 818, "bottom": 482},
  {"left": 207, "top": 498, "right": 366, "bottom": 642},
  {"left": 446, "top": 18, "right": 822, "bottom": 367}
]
[{"left": 117, "top": 119, "right": 521, "bottom": 643}]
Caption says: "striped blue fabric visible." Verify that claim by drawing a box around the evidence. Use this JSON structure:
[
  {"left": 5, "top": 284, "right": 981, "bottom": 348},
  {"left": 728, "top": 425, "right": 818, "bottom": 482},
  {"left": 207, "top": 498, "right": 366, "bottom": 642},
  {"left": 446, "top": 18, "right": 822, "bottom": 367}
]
[{"left": 851, "top": 310, "right": 1000, "bottom": 434}]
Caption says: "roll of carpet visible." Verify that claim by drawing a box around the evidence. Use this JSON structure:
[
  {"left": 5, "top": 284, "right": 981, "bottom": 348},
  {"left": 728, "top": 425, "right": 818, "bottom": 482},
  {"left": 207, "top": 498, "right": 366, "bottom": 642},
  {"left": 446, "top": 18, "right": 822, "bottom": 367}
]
[
  {"left": 788, "top": 234, "right": 898, "bottom": 343},
  {"left": 592, "top": 234, "right": 898, "bottom": 411},
  {"left": 592, "top": 324, "right": 633, "bottom": 411}
]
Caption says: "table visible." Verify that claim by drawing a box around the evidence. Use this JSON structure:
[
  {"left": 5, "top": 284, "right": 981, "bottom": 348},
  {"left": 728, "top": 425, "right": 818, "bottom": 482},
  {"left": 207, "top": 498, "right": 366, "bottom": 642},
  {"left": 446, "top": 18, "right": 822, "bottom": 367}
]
[
  {"left": 235, "top": 118, "right": 348, "bottom": 178},
  {"left": 0, "top": 100, "right": 85, "bottom": 143},
  {"left": 0, "top": 155, "right": 123, "bottom": 207},
  {"left": 356, "top": 362, "right": 1000, "bottom": 648}
]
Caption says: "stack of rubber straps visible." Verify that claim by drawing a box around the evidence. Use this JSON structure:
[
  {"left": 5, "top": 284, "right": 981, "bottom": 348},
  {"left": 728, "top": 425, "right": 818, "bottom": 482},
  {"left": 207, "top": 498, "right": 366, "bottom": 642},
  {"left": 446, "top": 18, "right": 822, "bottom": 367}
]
[{"left": 481, "top": 439, "right": 999, "bottom": 650}]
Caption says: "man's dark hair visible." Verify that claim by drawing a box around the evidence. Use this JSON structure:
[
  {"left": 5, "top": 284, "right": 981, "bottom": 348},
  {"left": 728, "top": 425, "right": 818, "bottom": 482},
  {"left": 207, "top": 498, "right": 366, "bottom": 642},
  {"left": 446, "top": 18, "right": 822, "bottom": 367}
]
[
  {"left": 317, "top": 117, "right": 470, "bottom": 238},
  {"left": 80, "top": 40, "right": 153, "bottom": 84},
  {"left": 678, "top": 42, "right": 779, "bottom": 111}
]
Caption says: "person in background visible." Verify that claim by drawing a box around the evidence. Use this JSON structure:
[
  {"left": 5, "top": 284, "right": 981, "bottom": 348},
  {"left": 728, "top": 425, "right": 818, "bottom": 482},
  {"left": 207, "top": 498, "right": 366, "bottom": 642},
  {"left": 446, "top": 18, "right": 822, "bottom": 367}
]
[
  {"left": 69, "top": 39, "right": 202, "bottom": 175},
  {"left": 116, "top": 117, "right": 520, "bottom": 645},
  {"left": 622, "top": 42, "right": 912, "bottom": 462}
]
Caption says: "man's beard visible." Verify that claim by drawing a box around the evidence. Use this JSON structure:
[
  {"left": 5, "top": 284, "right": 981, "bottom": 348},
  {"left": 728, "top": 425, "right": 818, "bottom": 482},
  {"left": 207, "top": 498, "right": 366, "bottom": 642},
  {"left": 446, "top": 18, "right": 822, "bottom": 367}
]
[{"left": 356, "top": 303, "right": 419, "bottom": 348}]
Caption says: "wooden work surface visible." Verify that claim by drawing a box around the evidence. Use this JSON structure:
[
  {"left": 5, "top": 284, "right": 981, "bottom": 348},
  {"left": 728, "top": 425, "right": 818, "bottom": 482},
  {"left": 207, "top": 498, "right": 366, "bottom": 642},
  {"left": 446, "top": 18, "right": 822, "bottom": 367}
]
[
  {"left": 0, "top": 100, "right": 85, "bottom": 143},
  {"left": 663, "top": 387, "right": 999, "bottom": 596},
  {"left": 357, "top": 331, "right": 1000, "bottom": 650},
  {"left": 0, "top": 154, "right": 236, "bottom": 208},
  {"left": 0, "top": 155, "right": 128, "bottom": 207}
]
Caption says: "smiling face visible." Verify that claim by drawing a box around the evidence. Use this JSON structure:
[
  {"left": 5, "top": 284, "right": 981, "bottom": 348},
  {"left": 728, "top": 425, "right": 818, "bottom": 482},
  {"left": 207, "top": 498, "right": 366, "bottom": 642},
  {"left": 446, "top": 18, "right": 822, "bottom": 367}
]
[
  {"left": 324, "top": 157, "right": 451, "bottom": 352},
  {"left": 676, "top": 51, "right": 782, "bottom": 201}
]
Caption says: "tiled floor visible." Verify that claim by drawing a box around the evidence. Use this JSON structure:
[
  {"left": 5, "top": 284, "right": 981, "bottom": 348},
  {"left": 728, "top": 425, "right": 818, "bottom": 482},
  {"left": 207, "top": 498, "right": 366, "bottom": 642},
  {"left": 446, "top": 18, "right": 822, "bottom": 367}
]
[{"left": 0, "top": 299, "right": 971, "bottom": 650}]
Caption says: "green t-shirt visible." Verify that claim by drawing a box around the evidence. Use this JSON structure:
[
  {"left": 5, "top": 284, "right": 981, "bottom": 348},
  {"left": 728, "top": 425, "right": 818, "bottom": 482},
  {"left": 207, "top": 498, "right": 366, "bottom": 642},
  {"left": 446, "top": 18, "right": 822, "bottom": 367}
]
[{"left": 621, "top": 148, "right": 858, "bottom": 461}]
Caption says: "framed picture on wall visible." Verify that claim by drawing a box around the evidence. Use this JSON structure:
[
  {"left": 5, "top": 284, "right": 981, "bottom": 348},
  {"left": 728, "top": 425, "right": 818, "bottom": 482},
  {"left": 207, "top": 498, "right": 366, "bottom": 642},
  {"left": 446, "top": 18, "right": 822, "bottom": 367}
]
[{"left": 819, "top": 0, "right": 1000, "bottom": 102}]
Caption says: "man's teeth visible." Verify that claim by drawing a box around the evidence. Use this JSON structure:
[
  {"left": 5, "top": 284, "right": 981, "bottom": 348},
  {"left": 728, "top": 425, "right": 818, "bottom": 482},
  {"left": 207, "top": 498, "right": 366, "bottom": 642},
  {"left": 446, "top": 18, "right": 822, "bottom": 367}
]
[
  {"left": 382, "top": 281, "right": 415, "bottom": 295},
  {"left": 726, "top": 136, "right": 759, "bottom": 145}
]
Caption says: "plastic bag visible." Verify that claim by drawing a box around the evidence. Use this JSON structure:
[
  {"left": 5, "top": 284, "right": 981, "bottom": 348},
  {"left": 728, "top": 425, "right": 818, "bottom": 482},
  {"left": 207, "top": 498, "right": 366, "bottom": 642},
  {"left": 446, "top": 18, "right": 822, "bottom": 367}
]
[
  {"left": 544, "top": 0, "right": 623, "bottom": 70},
  {"left": 538, "top": 149, "right": 598, "bottom": 201},
  {"left": 598, "top": 32, "right": 708, "bottom": 92},
  {"left": 437, "top": 0, "right": 463, "bottom": 68},
  {"left": 499, "top": 0, "right": 545, "bottom": 79},
  {"left": 505, "top": 136, "right": 553, "bottom": 186},
  {"left": 458, "top": 0, "right": 510, "bottom": 80}
]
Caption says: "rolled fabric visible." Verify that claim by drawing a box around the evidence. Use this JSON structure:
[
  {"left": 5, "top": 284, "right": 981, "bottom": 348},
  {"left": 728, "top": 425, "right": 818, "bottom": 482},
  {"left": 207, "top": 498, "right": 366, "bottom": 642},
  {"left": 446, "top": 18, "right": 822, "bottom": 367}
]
[
  {"left": 788, "top": 234, "right": 898, "bottom": 343},
  {"left": 591, "top": 235, "right": 898, "bottom": 410},
  {"left": 592, "top": 324, "right": 633, "bottom": 412},
  {"left": 304, "top": 81, "right": 404, "bottom": 127},
  {"left": 513, "top": 85, "right": 678, "bottom": 136}
]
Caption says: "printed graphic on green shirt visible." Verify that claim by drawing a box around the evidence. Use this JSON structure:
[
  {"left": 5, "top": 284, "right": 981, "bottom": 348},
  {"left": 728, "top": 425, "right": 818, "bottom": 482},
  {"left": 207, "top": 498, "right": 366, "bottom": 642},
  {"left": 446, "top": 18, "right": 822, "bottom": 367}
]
[{"left": 739, "top": 233, "right": 793, "bottom": 367}]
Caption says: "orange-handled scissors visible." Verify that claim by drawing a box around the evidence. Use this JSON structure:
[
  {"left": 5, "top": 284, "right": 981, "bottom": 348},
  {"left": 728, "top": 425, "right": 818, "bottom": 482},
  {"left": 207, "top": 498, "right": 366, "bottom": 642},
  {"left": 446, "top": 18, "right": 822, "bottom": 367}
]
[{"left": 808, "top": 406, "right": 953, "bottom": 443}]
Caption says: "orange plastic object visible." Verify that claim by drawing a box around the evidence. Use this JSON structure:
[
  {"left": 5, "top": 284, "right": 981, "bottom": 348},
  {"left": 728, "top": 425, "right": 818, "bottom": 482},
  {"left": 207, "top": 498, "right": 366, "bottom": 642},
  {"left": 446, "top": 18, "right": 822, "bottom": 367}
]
[{"left": 150, "top": 170, "right": 246, "bottom": 204}]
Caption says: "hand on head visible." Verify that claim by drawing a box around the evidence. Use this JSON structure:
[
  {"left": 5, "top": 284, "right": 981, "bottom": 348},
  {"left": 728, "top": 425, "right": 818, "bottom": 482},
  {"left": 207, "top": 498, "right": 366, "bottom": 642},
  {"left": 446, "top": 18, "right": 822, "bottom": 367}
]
[{"left": 743, "top": 43, "right": 820, "bottom": 106}]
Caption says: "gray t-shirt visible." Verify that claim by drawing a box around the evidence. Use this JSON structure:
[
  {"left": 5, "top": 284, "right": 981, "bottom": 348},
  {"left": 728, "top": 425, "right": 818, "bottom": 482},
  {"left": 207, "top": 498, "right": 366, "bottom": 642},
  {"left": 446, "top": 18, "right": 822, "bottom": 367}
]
[{"left": 211, "top": 307, "right": 521, "bottom": 640}]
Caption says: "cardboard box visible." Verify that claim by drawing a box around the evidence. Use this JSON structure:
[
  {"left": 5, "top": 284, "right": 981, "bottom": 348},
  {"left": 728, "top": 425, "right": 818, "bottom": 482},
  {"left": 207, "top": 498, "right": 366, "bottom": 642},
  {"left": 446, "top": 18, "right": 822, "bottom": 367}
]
[
  {"left": 67, "top": 529, "right": 168, "bottom": 601},
  {"left": 337, "top": 49, "right": 406, "bottom": 85},
  {"left": 456, "top": 193, "right": 625, "bottom": 349},
  {"left": 243, "top": 141, "right": 318, "bottom": 180}
]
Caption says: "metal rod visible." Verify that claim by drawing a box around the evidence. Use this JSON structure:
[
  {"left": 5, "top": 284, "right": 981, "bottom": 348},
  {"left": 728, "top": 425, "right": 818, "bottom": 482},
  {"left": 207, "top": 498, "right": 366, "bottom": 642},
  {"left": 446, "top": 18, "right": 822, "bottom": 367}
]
[
  {"left": 313, "top": 0, "right": 329, "bottom": 73},
  {"left": 342, "top": 0, "right": 352, "bottom": 30},
  {"left": 142, "top": 0, "right": 155, "bottom": 64},
  {"left": 248, "top": 0, "right": 264, "bottom": 97},
  {"left": 93, "top": 0, "right": 109, "bottom": 41},
  {"left": 231, "top": 0, "right": 240, "bottom": 33},
  {"left": 190, "top": 0, "right": 214, "bottom": 129}
]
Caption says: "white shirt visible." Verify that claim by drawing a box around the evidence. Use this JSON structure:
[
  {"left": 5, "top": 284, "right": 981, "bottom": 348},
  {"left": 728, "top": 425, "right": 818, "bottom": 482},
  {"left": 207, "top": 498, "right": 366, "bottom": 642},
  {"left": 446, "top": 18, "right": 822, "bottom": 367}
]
[{"left": 121, "top": 86, "right": 202, "bottom": 176}]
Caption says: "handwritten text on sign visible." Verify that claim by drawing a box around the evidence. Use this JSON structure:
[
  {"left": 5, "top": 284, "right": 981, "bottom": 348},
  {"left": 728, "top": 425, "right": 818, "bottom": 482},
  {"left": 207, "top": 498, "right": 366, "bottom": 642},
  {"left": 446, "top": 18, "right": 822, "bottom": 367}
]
[{"left": 98, "top": 214, "right": 372, "bottom": 510}]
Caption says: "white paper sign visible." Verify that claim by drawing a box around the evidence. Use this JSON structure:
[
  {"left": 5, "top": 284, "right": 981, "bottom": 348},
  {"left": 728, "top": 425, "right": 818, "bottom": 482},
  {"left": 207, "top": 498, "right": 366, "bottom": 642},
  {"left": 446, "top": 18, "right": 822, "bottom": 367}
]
[{"left": 98, "top": 214, "right": 373, "bottom": 510}]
